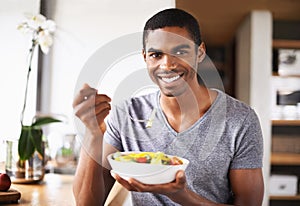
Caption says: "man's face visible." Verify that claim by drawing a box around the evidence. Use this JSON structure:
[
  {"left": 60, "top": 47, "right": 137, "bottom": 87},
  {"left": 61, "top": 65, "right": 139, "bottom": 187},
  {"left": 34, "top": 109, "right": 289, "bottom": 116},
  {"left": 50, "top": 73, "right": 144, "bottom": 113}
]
[{"left": 143, "top": 26, "right": 205, "bottom": 97}]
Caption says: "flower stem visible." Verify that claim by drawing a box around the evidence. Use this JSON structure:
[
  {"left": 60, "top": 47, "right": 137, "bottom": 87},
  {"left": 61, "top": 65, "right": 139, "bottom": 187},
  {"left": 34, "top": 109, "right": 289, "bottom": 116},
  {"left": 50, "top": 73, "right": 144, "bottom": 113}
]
[{"left": 20, "top": 41, "right": 36, "bottom": 126}]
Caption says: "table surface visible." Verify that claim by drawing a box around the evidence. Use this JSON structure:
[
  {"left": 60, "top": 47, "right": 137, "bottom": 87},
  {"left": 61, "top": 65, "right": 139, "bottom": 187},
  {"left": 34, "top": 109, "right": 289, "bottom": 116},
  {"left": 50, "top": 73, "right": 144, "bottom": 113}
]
[
  {"left": 3, "top": 173, "right": 76, "bottom": 206},
  {"left": 0, "top": 162, "right": 129, "bottom": 206}
]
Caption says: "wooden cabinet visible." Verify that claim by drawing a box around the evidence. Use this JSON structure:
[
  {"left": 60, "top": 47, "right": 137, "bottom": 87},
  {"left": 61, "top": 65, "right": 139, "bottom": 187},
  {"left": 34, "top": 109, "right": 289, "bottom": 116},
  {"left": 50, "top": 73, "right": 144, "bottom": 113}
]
[
  {"left": 271, "top": 152, "right": 300, "bottom": 166},
  {"left": 270, "top": 38, "right": 300, "bottom": 205},
  {"left": 270, "top": 122, "right": 300, "bottom": 205},
  {"left": 273, "top": 39, "right": 300, "bottom": 49}
]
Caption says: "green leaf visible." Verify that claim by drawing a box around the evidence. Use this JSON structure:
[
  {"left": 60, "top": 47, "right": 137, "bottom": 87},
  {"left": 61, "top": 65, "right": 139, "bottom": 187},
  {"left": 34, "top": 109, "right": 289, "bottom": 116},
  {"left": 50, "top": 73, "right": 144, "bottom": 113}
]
[
  {"left": 18, "top": 126, "right": 35, "bottom": 160},
  {"left": 32, "top": 116, "right": 61, "bottom": 127},
  {"left": 18, "top": 116, "right": 61, "bottom": 161},
  {"left": 31, "top": 128, "right": 43, "bottom": 156}
]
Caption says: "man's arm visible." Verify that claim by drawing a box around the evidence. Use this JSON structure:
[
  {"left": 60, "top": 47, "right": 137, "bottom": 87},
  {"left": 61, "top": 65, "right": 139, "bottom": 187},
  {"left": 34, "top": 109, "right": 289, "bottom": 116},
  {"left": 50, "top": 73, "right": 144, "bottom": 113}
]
[
  {"left": 112, "top": 168, "right": 264, "bottom": 206},
  {"left": 72, "top": 84, "right": 115, "bottom": 205},
  {"left": 73, "top": 137, "right": 117, "bottom": 205},
  {"left": 230, "top": 168, "right": 264, "bottom": 206},
  {"left": 169, "top": 168, "right": 264, "bottom": 206},
  {"left": 73, "top": 145, "right": 110, "bottom": 205}
]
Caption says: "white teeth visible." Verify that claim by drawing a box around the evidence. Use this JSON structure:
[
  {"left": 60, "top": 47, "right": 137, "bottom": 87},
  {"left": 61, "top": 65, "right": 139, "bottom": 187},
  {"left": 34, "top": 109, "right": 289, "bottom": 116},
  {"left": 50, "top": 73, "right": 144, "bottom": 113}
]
[{"left": 161, "top": 75, "right": 180, "bottom": 83}]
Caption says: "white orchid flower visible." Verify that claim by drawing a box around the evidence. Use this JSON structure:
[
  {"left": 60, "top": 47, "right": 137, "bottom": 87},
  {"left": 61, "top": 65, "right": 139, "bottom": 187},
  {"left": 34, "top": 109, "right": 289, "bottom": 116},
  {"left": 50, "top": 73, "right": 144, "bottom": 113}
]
[
  {"left": 24, "top": 13, "right": 46, "bottom": 30},
  {"left": 17, "top": 13, "right": 59, "bottom": 162},
  {"left": 18, "top": 13, "right": 56, "bottom": 128},
  {"left": 17, "top": 13, "right": 56, "bottom": 54},
  {"left": 17, "top": 22, "right": 30, "bottom": 34},
  {"left": 38, "top": 31, "right": 54, "bottom": 54},
  {"left": 42, "top": 20, "right": 56, "bottom": 33}
]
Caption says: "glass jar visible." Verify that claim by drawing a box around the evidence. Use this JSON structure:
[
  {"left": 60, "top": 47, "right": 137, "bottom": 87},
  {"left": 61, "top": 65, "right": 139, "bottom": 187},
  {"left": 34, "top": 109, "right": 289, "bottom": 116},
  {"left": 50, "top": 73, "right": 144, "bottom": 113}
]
[{"left": 5, "top": 140, "right": 46, "bottom": 183}]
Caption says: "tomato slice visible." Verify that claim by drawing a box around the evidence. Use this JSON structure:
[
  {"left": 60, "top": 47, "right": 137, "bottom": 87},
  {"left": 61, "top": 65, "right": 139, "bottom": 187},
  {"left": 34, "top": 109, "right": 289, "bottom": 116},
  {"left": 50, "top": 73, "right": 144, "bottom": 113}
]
[
  {"left": 170, "top": 157, "right": 183, "bottom": 165},
  {"left": 135, "top": 157, "right": 148, "bottom": 163}
]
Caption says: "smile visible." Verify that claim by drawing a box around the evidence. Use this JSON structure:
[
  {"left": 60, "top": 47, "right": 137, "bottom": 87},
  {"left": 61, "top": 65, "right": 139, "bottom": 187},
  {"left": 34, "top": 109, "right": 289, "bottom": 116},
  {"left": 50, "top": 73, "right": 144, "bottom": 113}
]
[
  {"left": 162, "top": 75, "right": 180, "bottom": 83},
  {"left": 159, "top": 73, "right": 184, "bottom": 83}
]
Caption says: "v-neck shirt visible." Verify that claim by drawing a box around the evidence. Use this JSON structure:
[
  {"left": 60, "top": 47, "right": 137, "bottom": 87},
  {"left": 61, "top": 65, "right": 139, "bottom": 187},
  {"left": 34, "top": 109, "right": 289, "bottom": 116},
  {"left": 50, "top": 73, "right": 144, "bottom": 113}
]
[{"left": 104, "top": 89, "right": 263, "bottom": 205}]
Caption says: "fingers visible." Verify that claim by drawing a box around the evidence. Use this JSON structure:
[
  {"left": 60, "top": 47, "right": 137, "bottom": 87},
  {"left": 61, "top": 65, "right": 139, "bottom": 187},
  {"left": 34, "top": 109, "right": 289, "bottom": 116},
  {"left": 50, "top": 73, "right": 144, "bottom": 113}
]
[
  {"left": 73, "top": 83, "right": 111, "bottom": 106},
  {"left": 111, "top": 170, "right": 187, "bottom": 195},
  {"left": 111, "top": 172, "right": 138, "bottom": 192},
  {"left": 95, "top": 101, "right": 111, "bottom": 124},
  {"left": 95, "top": 94, "right": 111, "bottom": 107},
  {"left": 175, "top": 170, "right": 186, "bottom": 185},
  {"left": 73, "top": 83, "right": 97, "bottom": 107},
  {"left": 73, "top": 84, "right": 112, "bottom": 132},
  {"left": 74, "top": 95, "right": 111, "bottom": 117},
  {"left": 74, "top": 83, "right": 111, "bottom": 110}
]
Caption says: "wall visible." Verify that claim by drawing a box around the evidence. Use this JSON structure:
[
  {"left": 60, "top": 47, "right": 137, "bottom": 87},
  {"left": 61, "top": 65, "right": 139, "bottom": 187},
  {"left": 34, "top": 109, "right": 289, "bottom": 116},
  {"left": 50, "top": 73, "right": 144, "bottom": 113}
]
[
  {"left": 42, "top": 1, "right": 175, "bottom": 204},
  {"left": 236, "top": 11, "right": 272, "bottom": 206},
  {"left": 0, "top": 0, "right": 41, "bottom": 161},
  {"left": 41, "top": 0, "right": 175, "bottom": 135}
]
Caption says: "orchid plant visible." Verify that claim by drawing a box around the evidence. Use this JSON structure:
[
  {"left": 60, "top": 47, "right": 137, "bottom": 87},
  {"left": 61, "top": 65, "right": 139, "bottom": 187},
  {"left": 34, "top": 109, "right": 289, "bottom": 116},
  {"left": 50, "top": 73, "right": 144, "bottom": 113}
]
[{"left": 17, "top": 14, "right": 61, "bottom": 161}]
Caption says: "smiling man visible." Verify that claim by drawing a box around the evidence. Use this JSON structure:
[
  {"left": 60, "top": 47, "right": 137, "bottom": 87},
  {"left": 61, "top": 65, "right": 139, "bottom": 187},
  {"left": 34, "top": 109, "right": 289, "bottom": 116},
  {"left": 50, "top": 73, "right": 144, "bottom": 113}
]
[{"left": 73, "top": 8, "right": 264, "bottom": 206}]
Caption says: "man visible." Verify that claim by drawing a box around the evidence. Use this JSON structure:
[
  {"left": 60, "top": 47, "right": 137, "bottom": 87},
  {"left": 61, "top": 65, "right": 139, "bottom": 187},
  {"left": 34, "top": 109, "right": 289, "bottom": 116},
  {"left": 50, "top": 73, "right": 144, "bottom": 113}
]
[{"left": 73, "top": 8, "right": 264, "bottom": 206}]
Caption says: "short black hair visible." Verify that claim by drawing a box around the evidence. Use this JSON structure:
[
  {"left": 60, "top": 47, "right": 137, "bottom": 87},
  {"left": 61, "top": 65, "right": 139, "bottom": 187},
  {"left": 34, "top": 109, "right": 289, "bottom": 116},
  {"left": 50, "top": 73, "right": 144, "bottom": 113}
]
[{"left": 143, "top": 8, "right": 202, "bottom": 49}]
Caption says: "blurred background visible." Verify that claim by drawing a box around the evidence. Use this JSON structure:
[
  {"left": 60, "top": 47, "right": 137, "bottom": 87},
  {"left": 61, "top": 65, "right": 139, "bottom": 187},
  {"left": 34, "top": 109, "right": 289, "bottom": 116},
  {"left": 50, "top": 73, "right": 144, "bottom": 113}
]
[{"left": 0, "top": 1, "right": 300, "bottom": 205}]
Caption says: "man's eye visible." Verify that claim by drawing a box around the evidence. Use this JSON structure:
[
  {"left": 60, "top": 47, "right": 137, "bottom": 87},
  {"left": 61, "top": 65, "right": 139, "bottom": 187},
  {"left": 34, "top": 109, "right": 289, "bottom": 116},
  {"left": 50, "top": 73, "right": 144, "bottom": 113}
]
[
  {"left": 174, "top": 50, "right": 188, "bottom": 56},
  {"left": 149, "top": 52, "right": 162, "bottom": 58}
]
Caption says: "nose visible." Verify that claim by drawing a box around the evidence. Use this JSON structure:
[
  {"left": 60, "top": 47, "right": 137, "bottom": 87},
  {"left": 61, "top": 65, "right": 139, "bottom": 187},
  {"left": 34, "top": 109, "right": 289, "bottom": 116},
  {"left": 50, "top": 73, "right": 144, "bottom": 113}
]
[{"left": 159, "top": 54, "right": 177, "bottom": 70}]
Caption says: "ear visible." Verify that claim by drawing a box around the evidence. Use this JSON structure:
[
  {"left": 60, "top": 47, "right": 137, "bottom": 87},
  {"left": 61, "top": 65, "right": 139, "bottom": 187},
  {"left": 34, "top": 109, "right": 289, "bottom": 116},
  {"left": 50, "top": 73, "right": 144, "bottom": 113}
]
[
  {"left": 197, "top": 42, "right": 206, "bottom": 63},
  {"left": 142, "top": 49, "right": 146, "bottom": 62}
]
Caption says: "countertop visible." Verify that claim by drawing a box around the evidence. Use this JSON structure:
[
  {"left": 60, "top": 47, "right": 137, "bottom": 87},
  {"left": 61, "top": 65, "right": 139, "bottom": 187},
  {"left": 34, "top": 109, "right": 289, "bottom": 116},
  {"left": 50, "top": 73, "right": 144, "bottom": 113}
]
[
  {"left": 0, "top": 162, "right": 129, "bottom": 206},
  {"left": 3, "top": 173, "right": 75, "bottom": 206}
]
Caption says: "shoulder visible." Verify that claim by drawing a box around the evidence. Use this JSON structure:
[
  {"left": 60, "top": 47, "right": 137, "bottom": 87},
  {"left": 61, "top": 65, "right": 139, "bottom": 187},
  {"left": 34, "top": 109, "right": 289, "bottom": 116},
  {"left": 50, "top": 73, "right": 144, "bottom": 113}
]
[
  {"left": 128, "top": 90, "right": 159, "bottom": 107},
  {"left": 213, "top": 89, "right": 260, "bottom": 125},
  {"left": 111, "top": 90, "right": 159, "bottom": 119},
  {"left": 224, "top": 92, "right": 251, "bottom": 113}
]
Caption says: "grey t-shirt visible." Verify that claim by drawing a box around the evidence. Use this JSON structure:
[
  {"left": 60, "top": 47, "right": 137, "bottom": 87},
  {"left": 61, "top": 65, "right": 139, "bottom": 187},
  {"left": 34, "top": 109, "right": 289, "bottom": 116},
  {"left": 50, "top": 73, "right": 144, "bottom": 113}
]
[{"left": 104, "top": 89, "right": 263, "bottom": 205}]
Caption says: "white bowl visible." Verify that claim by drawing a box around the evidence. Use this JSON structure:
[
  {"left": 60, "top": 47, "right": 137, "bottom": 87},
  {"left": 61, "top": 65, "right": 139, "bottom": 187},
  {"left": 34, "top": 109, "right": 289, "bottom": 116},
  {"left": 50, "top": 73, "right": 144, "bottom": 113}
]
[{"left": 107, "top": 152, "right": 189, "bottom": 185}]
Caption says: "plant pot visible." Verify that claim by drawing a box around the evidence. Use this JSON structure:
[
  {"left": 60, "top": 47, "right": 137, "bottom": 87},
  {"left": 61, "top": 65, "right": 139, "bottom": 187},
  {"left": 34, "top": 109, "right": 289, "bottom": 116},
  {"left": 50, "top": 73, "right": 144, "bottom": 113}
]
[{"left": 5, "top": 140, "right": 46, "bottom": 184}]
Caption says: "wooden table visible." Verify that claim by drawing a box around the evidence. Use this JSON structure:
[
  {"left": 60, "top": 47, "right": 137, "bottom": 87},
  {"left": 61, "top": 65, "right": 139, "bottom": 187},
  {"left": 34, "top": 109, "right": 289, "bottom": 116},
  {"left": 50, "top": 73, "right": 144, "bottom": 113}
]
[
  {"left": 0, "top": 162, "right": 129, "bottom": 206},
  {"left": 6, "top": 173, "right": 76, "bottom": 206}
]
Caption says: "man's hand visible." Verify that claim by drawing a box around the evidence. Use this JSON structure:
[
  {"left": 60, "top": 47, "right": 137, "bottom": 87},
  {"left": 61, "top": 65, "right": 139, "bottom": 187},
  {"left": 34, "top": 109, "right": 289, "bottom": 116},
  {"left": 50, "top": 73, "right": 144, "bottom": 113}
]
[
  {"left": 73, "top": 84, "right": 115, "bottom": 206},
  {"left": 111, "top": 170, "right": 231, "bottom": 206},
  {"left": 111, "top": 170, "right": 186, "bottom": 196},
  {"left": 73, "top": 83, "right": 111, "bottom": 136}
]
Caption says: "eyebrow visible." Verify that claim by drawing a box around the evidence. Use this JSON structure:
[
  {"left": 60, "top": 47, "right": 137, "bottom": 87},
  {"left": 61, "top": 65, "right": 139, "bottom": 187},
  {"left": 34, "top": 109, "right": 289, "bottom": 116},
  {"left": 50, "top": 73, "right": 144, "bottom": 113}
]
[
  {"left": 147, "top": 44, "right": 191, "bottom": 53},
  {"left": 147, "top": 48, "right": 162, "bottom": 53},
  {"left": 172, "top": 44, "right": 191, "bottom": 51}
]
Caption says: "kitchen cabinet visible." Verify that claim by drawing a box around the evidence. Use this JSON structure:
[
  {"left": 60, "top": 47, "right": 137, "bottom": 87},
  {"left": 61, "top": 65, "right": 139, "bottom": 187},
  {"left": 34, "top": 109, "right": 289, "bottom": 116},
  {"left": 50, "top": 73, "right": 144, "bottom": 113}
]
[
  {"left": 270, "top": 121, "right": 300, "bottom": 206},
  {"left": 270, "top": 37, "right": 300, "bottom": 206}
]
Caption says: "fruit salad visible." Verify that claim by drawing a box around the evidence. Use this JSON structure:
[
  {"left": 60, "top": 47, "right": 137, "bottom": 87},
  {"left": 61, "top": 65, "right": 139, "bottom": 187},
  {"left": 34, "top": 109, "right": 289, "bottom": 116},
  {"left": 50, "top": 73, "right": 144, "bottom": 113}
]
[{"left": 112, "top": 152, "right": 183, "bottom": 165}]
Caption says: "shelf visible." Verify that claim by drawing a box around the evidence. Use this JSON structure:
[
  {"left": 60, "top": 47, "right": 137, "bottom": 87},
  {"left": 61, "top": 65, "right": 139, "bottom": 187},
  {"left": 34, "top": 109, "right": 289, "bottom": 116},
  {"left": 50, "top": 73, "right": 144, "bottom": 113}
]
[
  {"left": 270, "top": 195, "right": 300, "bottom": 201},
  {"left": 273, "top": 39, "right": 300, "bottom": 49},
  {"left": 271, "top": 153, "right": 300, "bottom": 165},
  {"left": 272, "top": 72, "right": 300, "bottom": 78},
  {"left": 272, "top": 120, "right": 300, "bottom": 126}
]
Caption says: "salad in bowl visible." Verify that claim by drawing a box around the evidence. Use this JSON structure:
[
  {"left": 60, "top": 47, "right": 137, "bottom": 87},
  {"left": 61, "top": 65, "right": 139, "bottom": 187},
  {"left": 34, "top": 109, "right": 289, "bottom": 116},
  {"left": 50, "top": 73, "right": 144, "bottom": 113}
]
[{"left": 107, "top": 151, "right": 189, "bottom": 184}]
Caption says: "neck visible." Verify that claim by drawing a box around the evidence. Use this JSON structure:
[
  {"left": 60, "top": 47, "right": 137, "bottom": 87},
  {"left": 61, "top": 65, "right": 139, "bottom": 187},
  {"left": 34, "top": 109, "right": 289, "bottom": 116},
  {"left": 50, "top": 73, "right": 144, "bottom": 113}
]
[
  {"left": 160, "top": 85, "right": 213, "bottom": 116},
  {"left": 159, "top": 85, "right": 217, "bottom": 132}
]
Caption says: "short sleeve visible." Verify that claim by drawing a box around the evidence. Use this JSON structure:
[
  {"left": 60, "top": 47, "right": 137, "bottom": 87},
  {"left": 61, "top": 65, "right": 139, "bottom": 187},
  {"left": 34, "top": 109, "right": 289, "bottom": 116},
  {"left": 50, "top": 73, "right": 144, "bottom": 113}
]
[
  {"left": 103, "top": 107, "right": 123, "bottom": 151},
  {"left": 230, "top": 109, "right": 264, "bottom": 169}
]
